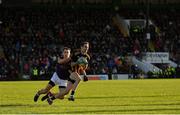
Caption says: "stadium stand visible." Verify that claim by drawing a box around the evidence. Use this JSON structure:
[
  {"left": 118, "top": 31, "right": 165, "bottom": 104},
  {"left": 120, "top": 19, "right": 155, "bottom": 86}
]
[{"left": 0, "top": 2, "right": 179, "bottom": 80}]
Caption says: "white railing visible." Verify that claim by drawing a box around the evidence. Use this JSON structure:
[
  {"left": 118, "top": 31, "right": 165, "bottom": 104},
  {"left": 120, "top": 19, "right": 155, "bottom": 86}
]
[{"left": 132, "top": 56, "right": 162, "bottom": 73}]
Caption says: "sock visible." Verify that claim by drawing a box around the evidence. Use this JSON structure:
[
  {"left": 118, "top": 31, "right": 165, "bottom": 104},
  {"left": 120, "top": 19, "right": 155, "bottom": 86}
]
[
  {"left": 71, "top": 91, "right": 75, "bottom": 96},
  {"left": 50, "top": 95, "right": 56, "bottom": 100}
]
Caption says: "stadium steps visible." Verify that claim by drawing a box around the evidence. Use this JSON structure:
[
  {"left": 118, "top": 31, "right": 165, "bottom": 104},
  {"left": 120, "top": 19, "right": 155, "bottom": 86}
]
[{"left": 132, "top": 56, "right": 162, "bottom": 73}]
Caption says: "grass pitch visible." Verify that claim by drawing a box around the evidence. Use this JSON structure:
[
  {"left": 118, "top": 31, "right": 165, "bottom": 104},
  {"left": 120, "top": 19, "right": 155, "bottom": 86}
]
[{"left": 0, "top": 79, "right": 180, "bottom": 114}]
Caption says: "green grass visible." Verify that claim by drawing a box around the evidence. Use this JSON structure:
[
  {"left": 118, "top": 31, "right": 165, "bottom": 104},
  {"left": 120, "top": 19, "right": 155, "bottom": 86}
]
[{"left": 1, "top": 79, "right": 180, "bottom": 114}]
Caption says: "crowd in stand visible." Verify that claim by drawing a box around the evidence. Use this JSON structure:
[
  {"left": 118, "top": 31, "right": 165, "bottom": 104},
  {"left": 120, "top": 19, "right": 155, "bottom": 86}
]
[
  {"left": 150, "top": 9, "right": 180, "bottom": 64},
  {"left": 0, "top": 6, "right": 179, "bottom": 80},
  {"left": 0, "top": 7, "right": 130, "bottom": 80}
]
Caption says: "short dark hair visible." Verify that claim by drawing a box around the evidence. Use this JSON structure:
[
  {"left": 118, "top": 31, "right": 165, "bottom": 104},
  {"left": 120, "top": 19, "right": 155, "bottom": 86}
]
[
  {"left": 63, "top": 47, "right": 71, "bottom": 51},
  {"left": 81, "top": 42, "right": 89, "bottom": 47}
]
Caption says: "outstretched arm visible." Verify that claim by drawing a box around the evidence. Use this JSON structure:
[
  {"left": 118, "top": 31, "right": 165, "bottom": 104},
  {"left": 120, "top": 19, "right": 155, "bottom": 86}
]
[{"left": 58, "top": 57, "right": 71, "bottom": 64}]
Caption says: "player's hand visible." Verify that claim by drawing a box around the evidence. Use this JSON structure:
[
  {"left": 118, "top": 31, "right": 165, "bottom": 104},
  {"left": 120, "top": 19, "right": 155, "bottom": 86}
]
[{"left": 83, "top": 75, "right": 88, "bottom": 82}]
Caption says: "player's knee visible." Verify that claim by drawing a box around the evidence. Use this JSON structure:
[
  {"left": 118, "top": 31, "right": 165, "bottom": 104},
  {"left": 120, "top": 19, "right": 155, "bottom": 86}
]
[
  {"left": 77, "top": 78, "right": 81, "bottom": 82},
  {"left": 43, "top": 88, "right": 49, "bottom": 93}
]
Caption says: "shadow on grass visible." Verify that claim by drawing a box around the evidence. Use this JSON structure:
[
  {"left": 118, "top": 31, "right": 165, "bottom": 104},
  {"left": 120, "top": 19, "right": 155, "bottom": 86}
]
[
  {"left": 1, "top": 102, "right": 180, "bottom": 108},
  {"left": 77, "top": 94, "right": 180, "bottom": 99},
  {"left": 0, "top": 104, "right": 35, "bottom": 108},
  {"left": 0, "top": 104, "right": 56, "bottom": 108},
  {"left": 62, "top": 108, "right": 180, "bottom": 114},
  {"left": 66, "top": 102, "right": 180, "bottom": 107},
  {"left": 1, "top": 103, "right": 180, "bottom": 114}
]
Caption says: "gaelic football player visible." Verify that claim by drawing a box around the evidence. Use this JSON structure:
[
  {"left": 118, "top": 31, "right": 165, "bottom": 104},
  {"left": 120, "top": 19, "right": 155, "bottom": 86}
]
[{"left": 33, "top": 47, "right": 71, "bottom": 102}]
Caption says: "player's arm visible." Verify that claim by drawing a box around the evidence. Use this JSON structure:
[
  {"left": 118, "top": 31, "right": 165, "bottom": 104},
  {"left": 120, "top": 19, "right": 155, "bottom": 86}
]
[
  {"left": 58, "top": 57, "right": 71, "bottom": 64},
  {"left": 81, "top": 68, "right": 88, "bottom": 82},
  {"left": 81, "top": 54, "right": 90, "bottom": 82},
  {"left": 79, "top": 63, "right": 88, "bottom": 82},
  {"left": 81, "top": 69, "right": 87, "bottom": 76},
  {"left": 71, "top": 62, "right": 78, "bottom": 67}
]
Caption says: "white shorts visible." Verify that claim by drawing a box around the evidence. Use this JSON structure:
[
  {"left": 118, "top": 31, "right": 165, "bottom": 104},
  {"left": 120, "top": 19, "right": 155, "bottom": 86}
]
[{"left": 50, "top": 72, "right": 67, "bottom": 87}]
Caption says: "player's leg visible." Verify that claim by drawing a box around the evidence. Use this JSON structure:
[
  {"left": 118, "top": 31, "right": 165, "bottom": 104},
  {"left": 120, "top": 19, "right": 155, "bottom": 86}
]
[
  {"left": 58, "top": 86, "right": 66, "bottom": 99},
  {"left": 47, "top": 81, "right": 73, "bottom": 105},
  {"left": 56, "top": 81, "right": 73, "bottom": 99},
  {"left": 68, "top": 72, "right": 81, "bottom": 101},
  {"left": 34, "top": 81, "right": 54, "bottom": 102},
  {"left": 34, "top": 72, "right": 57, "bottom": 102},
  {"left": 46, "top": 77, "right": 68, "bottom": 105},
  {"left": 41, "top": 91, "right": 59, "bottom": 101},
  {"left": 46, "top": 86, "right": 67, "bottom": 105}
]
